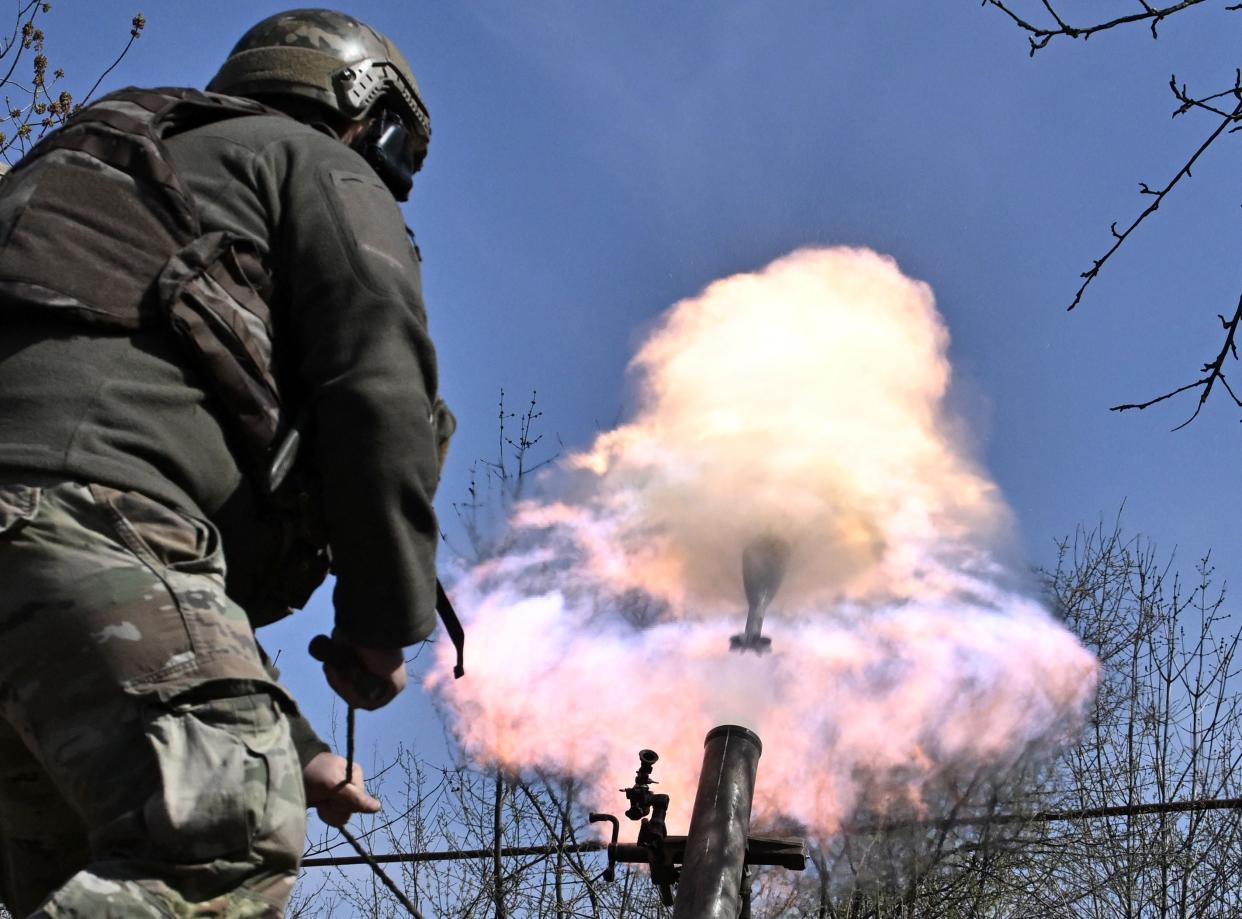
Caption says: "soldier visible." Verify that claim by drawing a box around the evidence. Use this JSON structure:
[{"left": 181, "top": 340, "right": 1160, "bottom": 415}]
[{"left": 0, "top": 8, "right": 455, "bottom": 916}]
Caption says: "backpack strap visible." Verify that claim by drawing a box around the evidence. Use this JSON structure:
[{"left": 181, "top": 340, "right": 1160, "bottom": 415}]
[{"left": 0, "top": 87, "right": 282, "bottom": 331}]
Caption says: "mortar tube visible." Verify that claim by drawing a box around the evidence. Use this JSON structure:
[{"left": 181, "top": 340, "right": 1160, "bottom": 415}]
[{"left": 673, "top": 725, "right": 763, "bottom": 919}]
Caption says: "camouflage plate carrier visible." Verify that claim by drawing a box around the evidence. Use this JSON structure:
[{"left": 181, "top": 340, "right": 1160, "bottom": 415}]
[{"left": 0, "top": 86, "right": 330, "bottom": 616}]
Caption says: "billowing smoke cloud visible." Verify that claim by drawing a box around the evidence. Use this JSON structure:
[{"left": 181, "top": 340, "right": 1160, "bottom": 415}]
[{"left": 429, "top": 247, "right": 1097, "bottom": 835}]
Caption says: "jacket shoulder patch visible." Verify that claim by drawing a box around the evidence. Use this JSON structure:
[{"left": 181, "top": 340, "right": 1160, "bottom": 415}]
[{"left": 325, "top": 169, "right": 420, "bottom": 281}]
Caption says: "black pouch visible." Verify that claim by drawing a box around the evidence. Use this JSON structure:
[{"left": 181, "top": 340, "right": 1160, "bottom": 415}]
[{"left": 158, "top": 230, "right": 284, "bottom": 476}]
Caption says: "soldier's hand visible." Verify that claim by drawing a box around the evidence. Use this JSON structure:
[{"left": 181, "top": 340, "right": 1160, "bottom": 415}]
[
  {"left": 303, "top": 751, "right": 382, "bottom": 828},
  {"left": 320, "top": 630, "right": 407, "bottom": 710}
]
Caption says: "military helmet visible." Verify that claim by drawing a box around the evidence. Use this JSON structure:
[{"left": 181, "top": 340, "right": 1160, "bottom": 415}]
[{"left": 207, "top": 8, "right": 430, "bottom": 144}]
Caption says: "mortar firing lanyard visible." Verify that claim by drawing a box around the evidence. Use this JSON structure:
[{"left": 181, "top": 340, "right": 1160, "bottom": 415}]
[{"left": 337, "top": 705, "right": 428, "bottom": 919}]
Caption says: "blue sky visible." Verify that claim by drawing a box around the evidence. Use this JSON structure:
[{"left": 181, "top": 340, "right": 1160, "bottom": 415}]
[{"left": 38, "top": 0, "right": 1242, "bottom": 813}]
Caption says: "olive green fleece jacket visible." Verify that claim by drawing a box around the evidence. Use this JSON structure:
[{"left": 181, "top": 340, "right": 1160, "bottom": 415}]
[{"left": 0, "top": 111, "right": 446, "bottom": 652}]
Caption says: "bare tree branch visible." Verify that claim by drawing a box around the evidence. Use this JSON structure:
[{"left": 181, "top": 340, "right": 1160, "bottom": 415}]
[
  {"left": 1068, "top": 92, "right": 1242, "bottom": 312},
  {"left": 77, "top": 14, "right": 144, "bottom": 107},
  {"left": 1111, "top": 292, "right": 1242, "bottom": 426},
  {"left": 983, "top": 0, "right": 1217, "bottom": 54}
]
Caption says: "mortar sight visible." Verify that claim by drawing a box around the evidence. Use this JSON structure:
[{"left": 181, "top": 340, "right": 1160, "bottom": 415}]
[
  {"left": 624, "top": 748, "right": 664, "bottom": 821},
  {"left": 592, "top": 730, "right": 807, "bottom": 913}
]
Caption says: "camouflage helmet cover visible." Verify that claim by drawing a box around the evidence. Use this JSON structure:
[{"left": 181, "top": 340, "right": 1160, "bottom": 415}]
[{"left": 207, "top": 8, "right": 430, "bottom": 141}]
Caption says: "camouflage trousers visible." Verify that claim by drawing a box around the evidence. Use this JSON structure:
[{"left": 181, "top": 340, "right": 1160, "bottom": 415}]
[{"left": 0, "top": 481, "right": 306, "bottom": 917}]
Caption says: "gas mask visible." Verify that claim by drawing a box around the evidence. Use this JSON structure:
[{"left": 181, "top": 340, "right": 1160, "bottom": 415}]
[{"left": 351, "top": 107, "right": 426, "bottom": 202}]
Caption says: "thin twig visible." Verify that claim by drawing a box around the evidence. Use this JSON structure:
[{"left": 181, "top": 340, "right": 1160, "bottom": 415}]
[
  {"left": 1067, "top": 97, "right": 1242, "bottom": 312},
  {"left": 1169, "top": 70, "right": 1242, "bottom": 119},
  {"left": 1111, "top": 292, "right": 1242, "bottom": 426},
  {"left": 77, "top": 14, "right": 144, "bottom": 107},
  {"left": 982, "top": 0, "right": 1214, "bottom": 54}
]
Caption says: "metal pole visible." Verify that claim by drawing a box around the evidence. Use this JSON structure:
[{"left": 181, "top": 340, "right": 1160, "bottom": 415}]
[
  {"left": 673, "top": 725, "right": 762, "bottom": 919},
  {"left": 301, "top": 842, "right": 607, "bottom": 868}
]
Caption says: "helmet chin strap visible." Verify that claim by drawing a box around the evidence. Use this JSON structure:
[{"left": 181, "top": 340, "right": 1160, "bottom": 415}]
[{"left": 350, "top": 108, "right": 423, "bottom": 201}]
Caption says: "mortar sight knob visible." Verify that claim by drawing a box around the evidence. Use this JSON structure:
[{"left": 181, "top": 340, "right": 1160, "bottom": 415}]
[{"left": 639, "top": 749, "right": 659, "bottom": 766}]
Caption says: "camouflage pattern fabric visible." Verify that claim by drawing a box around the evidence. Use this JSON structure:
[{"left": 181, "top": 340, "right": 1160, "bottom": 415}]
[
  {"left": 207, "top": 8, "right": 431, "bottom": 140},
  {"left": 229, "top": 8, "right": 397, "bottom": 58},
  {"left": 0, "top": 481, "right": 305, "bottom": 917}
]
